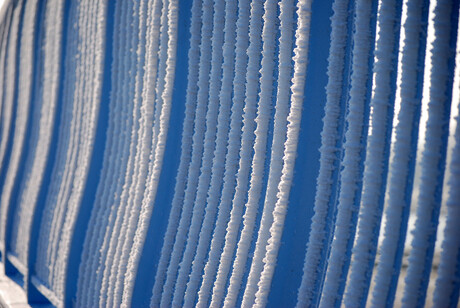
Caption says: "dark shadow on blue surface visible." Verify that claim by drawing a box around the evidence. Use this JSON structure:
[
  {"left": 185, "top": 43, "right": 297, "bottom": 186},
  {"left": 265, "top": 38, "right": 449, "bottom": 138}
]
[{"left": 266, "top": 1, "right": 333, "bottom": 306}]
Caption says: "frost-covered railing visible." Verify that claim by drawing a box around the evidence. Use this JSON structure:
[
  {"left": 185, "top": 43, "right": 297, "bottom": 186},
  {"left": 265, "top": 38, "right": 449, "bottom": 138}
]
[{"left": 0, "top": 0, "right": 458, "bottom": 307}]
